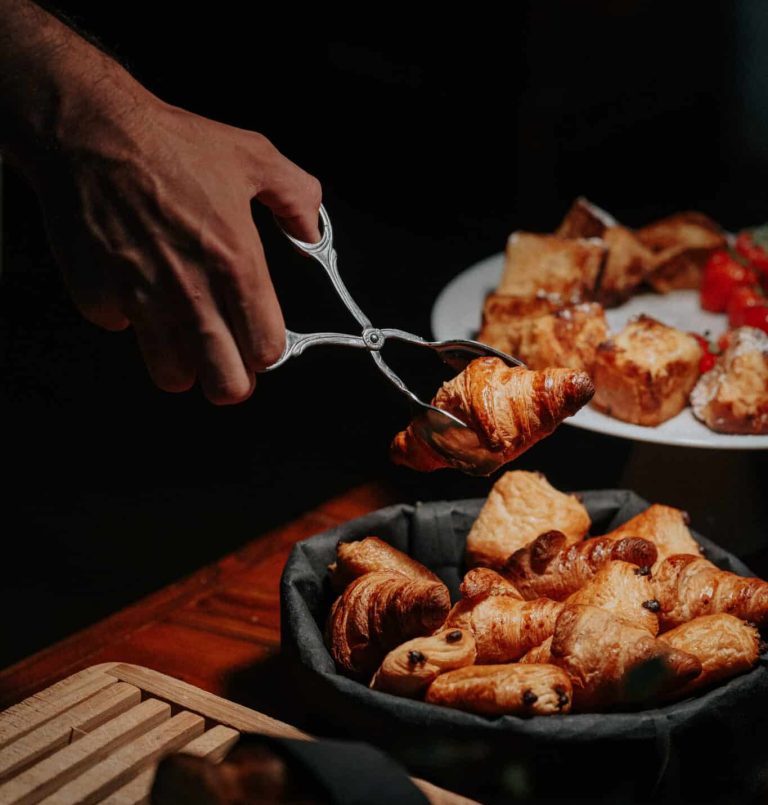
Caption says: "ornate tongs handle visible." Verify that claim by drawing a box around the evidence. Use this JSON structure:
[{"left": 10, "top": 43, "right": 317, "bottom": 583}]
[{"left": 278, "top": 205, "right": 372, "bottom": 330}]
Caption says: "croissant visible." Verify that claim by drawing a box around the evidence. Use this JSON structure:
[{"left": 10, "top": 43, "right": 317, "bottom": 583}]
[
  {"left": 466, "top": 470, "right": 591, "bottom": 569},
  {"left": 503, "top": 530, "right": 658, "bottom": 601},
  {"left": 370, "top": 628, "right": 477, "bottom": 698},
  {"left": 550, "top": 605, "right": 701, "bottom": 711},
  {"left": 425, "top": 664, "right": 573, "bottom": 716},
  {"left": 328, "top": 571, "right": 451, "bottom": 679},
  {"left": 519, "top": 637, "right": 553, "bottom": 665},
  {"left": 603, "top": 504, "right": 704, "bottom": 571},
  {"left": 459, "top": 568, "right": 523, "bottom": 600},
  {"left": 566, "top": 560, "right": 660, "bottom": 635},
  {"left": 653, "top": 555, "right": 768, "bottom": 630},
  {"left": 390, "top": 358, "right": 594, "bottom": 476},
  {"left": 659, "top": 614, "right": 761, "bottom": 699},
  {"left": 328, "top": 536, "right": 440, "bottom": 592},
  {"left": 444, "top": 593, "right": 563, "bottom": 662}
]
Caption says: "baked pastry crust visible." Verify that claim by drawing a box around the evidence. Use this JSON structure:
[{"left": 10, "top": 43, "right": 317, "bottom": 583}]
[
  {"left": 465, "top": 470, "right": 591, "bottom": 569},
  {"left": 591, "top": 315, "right": 703, "bottom": 426},
  {"left": 556, "top": 196, "right": 617, "bottom": 240},
  {"left": 519, "top": 637, "right": 553, "bottom": 665},
  {"left": 369, "top": 628, "right": 476, "bottom": 698},
  {"left": 497, "top": 232, "right": 605, "bottom": 299},
  {"left": 653, "top": 554, "right": 768, "bottom": 630},
  {"left": 554, "top": 200, "right": 656, "bottom": 305},
  {"left": 636, "top": 212, "right": 726, "bottom": 292},
  {"left": 390, "top": 358, "right": 594, "bottom": 476},
  {"left": 659, "top": 614, "right": 760, "bottom": 699},
  {"left": 550, "top": 604, "right": 701, "bottom": 711},
  {"left": 691, "top": 326, "right": 768, "bottom": 434},
  {"left": 425, "top": 663, "right": 573, "bottom": 716},
  {"left": 327, "top": 571, "right": 450, "bottom": 679},
  {"left": 459, "top": 567, "right": 523, "bottom": 600},
  {"left": 479, "top": 302, "right": 608, "bottom": 374},
  {"left": 602, "top": 504, "right": 702, "bottom": 572},
  {"left": 503, "top": 530, "right": 657, "bottom": 601},
  {"left": 329, "top": 536, "right": 440, "bottom": 592},
  {"left": 443, "top": 593, "right": 563, "bottom": 663},
  {"left": 477, "top": 293, "right": 569, "bottom": 358},
  {"left": 598, "top": 225, "right": 656, "bottom": 305},
  {"left": 566, "top": 560, "right": 659, "bottom": 635}
]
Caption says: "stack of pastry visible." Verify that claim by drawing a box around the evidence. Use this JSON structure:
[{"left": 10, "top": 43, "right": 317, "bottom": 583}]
[
  {"left": 325, "top": 470, "right": 766, "bottom": 716},
  {"left": 475, "top": 198, "right": 751, "bottom": 431}
]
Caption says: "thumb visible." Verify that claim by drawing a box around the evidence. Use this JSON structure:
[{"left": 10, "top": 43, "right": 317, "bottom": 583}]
[{"left": 249, "top": 140, "right": 322, "bottom": 243}]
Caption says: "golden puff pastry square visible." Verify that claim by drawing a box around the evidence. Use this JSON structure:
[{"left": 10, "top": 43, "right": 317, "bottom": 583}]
[
  {"left": 497, "top": 232, "right": 605, "bottom": 300},
  {"left": 466, "top": 470, "right": 590, "bottom": 569},
  {"left": 591, "top": 315, "right": 703, "bottom": 426},
  {"left": 636, "top": 211, "right": 726, "bottom": 292}
]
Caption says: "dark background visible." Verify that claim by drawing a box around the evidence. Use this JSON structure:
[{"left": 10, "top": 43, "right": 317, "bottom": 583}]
[{"left": 2, "top": 1, "right": 768, "bottom": 668}]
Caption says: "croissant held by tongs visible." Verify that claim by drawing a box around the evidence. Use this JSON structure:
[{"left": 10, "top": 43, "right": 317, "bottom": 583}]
[{"left": 390, "top": 358, "right": 595, "bottom": 475}]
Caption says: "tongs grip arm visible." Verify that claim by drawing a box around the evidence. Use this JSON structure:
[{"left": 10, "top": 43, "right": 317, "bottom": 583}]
[
  {"left": 263, "top": 329, "right": 369, "bottom": 372},
  {"left": 278, "top": 205, "right": 372, "bottom": 331}
]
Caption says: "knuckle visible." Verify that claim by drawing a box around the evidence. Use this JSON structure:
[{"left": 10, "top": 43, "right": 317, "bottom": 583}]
[
  {"left": 213, "top": 258, "right": 245, "bottom": 289},
  {"left": 306, "top": 175, "right": 323, "bottom": 206}
]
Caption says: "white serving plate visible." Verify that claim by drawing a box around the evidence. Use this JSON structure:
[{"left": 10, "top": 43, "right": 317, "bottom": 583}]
[{"left": 431, "top": 251, "right": 768, "bottom": 449}]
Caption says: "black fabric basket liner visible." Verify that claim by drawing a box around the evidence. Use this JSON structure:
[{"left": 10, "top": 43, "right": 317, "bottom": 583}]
[{"left": 281, "top": 490, "right": 768, "bottom": 803}]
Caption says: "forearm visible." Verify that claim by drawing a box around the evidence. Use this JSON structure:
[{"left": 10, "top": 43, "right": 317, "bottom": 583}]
[{"left": 0, "top": 0, "right": 154, "bottom": 181}]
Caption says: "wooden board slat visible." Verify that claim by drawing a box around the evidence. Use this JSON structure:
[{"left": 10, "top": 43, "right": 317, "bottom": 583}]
[
  {"left": 98, "top": 768, "right": 154, "bottom": 805},
  {"left": 0, "top": 663, "right": 477, "bottom": 805},
  {"left": 0, "top": 683, "right": 140, "bottom": 781},
  {"left": 0, "top": 667, "right": 120, "bottom": 750},
  {"left": 40, "top": 711, "right": 204, "bottom": 805},
  {"left": 0, "top": 698, "right": 169, "bottom": 805},
  {"left": 107, "top": 664, "right": 307, "bottom": 740},
  {"left": 180, "top": 725, "right": 239, "bottom": 762},
  {"left": 98, "top": 726, "right": 239, "bottom": 805}
]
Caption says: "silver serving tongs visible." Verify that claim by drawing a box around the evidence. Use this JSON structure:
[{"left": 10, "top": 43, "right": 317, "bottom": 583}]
[{"left": 264, "top": 205, "right": 525, "bottom": 431}]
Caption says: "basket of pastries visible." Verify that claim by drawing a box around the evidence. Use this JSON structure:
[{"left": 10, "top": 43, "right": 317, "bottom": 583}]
[{"left": 281, "top": 471, "right": 768, "bottom": 803}]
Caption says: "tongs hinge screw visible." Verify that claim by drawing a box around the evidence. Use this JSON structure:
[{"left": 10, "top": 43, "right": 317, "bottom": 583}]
[{"left": 363, "top": 328, "right": 384, "bottom": 350}]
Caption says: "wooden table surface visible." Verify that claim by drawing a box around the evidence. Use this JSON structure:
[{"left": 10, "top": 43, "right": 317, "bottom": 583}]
[{"left": 0, "top": 482, "right": 397, "bottom": 713}]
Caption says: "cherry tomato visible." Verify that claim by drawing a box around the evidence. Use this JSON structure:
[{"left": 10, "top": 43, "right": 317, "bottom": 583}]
[
  {"left": 700, "top": 251, "right": 758, "bottom": 313},
  {"left": 741, "top": 304, "right": 768, "bottom": 334},
  {"left": 735, "top": 230, "right": 768, "bottom": 274},
  {"left": 699, "top": 352, "right": 717, "bottom": 374},
  {"left": 727, "top": 286, "right": 764, "bottom": 328},
  {"left": 689, "top": 332, "right": 710, "bottom": 352}
]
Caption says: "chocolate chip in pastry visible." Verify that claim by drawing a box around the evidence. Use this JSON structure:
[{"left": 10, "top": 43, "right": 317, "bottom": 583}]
[
  {"left": 327, "top": 571, "right": 450, "bottom": 679},
  {"left": 370, "top": 628, "right": 477, "bottom": 698},
  {"left": 503, "top": 530, "right": 657, "bottom": 601},
  {"left": 566, "top": 560, "right": 660, "bottom": 635},
  {"left": 443, "top": 593, "right": 563, "bottom": 663},
  {"left": 425, "top": 663, "right": 573, "bottom": 717}
]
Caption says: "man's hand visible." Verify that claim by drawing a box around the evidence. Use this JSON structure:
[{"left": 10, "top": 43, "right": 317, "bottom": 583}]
[
  {"left": 42, "top": 100, "right": 321, "bottom": 404},
  {"left": 0, "top": 0, "right": 321, "bottom": 404}
]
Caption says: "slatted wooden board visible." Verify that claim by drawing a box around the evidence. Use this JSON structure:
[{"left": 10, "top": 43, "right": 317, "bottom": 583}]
[{"left": 0, "top": 663, "right": 473, "bottom": 805}]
